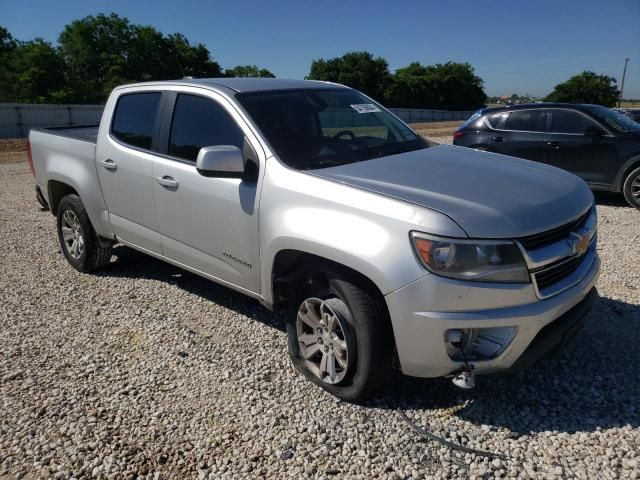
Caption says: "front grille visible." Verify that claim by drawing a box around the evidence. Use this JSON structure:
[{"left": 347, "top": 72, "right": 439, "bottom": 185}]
[
  {"left": 534, "top": 254, "right": 587, "bottom": 292},
  {"left": 518, "top": 211, "right": 590, "bottom": 250}
]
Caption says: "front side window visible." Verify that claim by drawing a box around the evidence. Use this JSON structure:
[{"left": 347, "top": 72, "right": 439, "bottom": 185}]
[
  {"left": 584, "top": 105, "right": 640, "bottom": 133},
  {"left": 169, "top": 94, "right": 244, "bottom": 162},
  {"left": 550, "top": 110, "right": 596, "bottom": 134},
  {"left": 237, "top": 88, "right": 427, "bottom": 170},
  {"left": 111, "top": 92, "right": 161, "bottom": 149}
]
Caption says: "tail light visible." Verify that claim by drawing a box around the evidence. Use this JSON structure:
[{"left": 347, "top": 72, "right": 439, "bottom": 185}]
[
  {"left": 453, "top": 131, "right": 465, "bottom": 140},
  {"left": 26, "top": 140, "right": 35, "bottom": 176}
]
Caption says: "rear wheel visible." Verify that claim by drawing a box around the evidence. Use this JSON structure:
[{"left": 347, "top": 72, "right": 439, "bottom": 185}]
[
  {"left": 622, "top": 166, "right": 640, "bottom": 209},
  {"left": 56, "top": 194, "right": 112, "bottom": 272},
  {"left": 287, "top": 273, "right": 393, "bottom": 402}
]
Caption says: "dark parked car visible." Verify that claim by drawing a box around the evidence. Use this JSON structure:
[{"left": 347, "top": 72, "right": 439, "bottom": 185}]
[
  {"left": 615, "top": 108, "right": 640, "bottom": 124},
  {"left": 453, "top": 103, "right": 640, "bottom": 208}
]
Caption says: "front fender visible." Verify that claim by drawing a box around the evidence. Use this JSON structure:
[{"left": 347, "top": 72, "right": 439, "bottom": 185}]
[{"left": 259, "top": 158, "right": 467, "bottom": 306}]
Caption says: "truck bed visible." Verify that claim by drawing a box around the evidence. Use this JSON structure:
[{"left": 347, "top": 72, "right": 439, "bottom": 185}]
[{"left": 32, "top": 125, "right": 99, "bottom": 144}]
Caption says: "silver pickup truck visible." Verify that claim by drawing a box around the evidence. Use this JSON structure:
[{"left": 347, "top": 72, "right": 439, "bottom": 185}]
[{"left": 29, "top": 78, "right": 600, "bottom": 401}]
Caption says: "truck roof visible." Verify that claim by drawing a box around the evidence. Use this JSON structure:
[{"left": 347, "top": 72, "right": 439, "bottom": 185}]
[{"left": 115, "top": 77, "right": 347, "bottom": 93}]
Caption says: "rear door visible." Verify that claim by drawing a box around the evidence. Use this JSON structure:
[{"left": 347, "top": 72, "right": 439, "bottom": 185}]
[
  {"left": 96, "top": 90, "right": 163, "bottom": 253},
  {"left": 485, "top": 109, "right": 549, "bottom": 163},
  {"left": 152, "top": 90, "right": 263, "bottom": 293},
  {"left": 545, "top": 109, "right": 618, "bottom": 185}
]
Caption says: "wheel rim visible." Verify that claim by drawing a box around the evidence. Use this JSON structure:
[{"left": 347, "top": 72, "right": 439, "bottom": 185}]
[
  {"left": 61, "top": 210, "right": 84, "bottom": 259},
  {"left": 631, "top": 174, "right": 640, "bottom": 199},
  {"left": 296, "top": 297, "right": 350, "bottom": 385}
]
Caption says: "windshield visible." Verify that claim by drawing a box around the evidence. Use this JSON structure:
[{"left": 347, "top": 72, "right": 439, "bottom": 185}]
[
  {"left": 237, "top": 88, "right": 428, "bottom": 169},
  {"left": 584, "top": 105, "right": 640, "bottom": 133}
]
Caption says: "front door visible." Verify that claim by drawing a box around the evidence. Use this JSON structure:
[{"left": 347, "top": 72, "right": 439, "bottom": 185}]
[
  {"left": 545, "top": 109, "right": 618, "bottom": 186},
  {"left": 152, "top": 92, "right": 262, "bottom": 293},
  {"left": 96, "top": 91, "right": 163, "bottom": 253}
]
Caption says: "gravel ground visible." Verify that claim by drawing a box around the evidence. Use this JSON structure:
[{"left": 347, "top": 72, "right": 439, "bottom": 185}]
[{"left": 1, "top": 156, "right": 639, "bottom": 479}]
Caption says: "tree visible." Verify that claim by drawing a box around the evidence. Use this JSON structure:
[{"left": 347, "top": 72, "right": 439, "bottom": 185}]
[
  {"left": 225, "top": 65, "right": 275, "bottom": 78},
  {"left": 0, "top": 28, "right": 68, "bottom": 103},
  {"left": 308, "top": 51, "right": 391, "bottom": 101},
  {"left": 544, "top": 71, "right": 619, "bottom": 107},
  {"left": 13, "top": 39, "right": 68, "bottom": 103},
  {"left": 0, "top": 27, "right": 18, "bottom": 102},
  {"left": 385, "top": 61, "right": 486, "bottom": 109},
  {"left": 164, "top": 33, "right": 223, "bottom": 79},
  {"left": 57, "top": 14, "right": 223, "bottom": 102},
  {"left": 384, "top": 62, "right": 436, "bottom": 108}
]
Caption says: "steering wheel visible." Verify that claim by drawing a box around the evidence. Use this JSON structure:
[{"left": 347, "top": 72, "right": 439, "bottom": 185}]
[{"left": 332, "top": 130, "right": 357, "bottom": 141}]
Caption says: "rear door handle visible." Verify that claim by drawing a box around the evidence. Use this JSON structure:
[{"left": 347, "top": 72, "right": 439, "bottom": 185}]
[
  {"left": 547, "top": 141, "right": 560, "bottom": 149},
  {"left": 100, "top": 159, "right": 117, "bottom": 170},
  {"left": 156, "top": 176, "right": 179, "bottom": 189},
  {"left": 490, "top": 136, "right": 504, "bottom": 142}
]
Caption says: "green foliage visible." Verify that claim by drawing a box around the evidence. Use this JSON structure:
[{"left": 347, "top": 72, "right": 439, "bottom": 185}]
[
  {"left": 0, "top": 27, "right": 17, "bottom": 102},
  {"left": 13, "top": 39, "right": 68, "bottom": 103},
  {"left": 225, "top": 65, "right": 275, "bottom": 78},
  {"left": 56, "top": 14, "right": 223, "bottom": 102},
  {"left": 0, "top": 14, "right": 227, "bottom": 103},
  {"left": 308, "top": 52, "right": 486, "bottom": 109},
  {"left": 308, "top": 52, "right": 391, "bottom": 101},
  {"left": 544, "top": 71, "right": 619, "bottom": 107},
  {"left": 0, "top": 28, "right": 68, "bottom": 103},
  {"left": 385, "top": 61, "right": 486, "bottom": 109}
]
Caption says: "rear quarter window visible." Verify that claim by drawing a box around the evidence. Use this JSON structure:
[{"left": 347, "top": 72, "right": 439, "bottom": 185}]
[{"left": 111, "top": 92, "right": 162, "bottom": 150}]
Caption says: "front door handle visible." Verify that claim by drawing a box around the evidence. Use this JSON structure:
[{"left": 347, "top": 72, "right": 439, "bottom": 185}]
[
  {"left": 490, "top": 136, "right": 504, "bottom": 142},
  {"left": 101, "top": 159, "right": 117, "bottom": 170},
  {"left": 156, "top": 176, "right": 179, "bottom": 189},
  {"left": 547, "top": 141, "right": 560, "bottom": 149}
]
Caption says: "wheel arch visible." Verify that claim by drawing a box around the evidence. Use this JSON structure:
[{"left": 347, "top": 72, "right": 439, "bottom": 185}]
[
  {"left": 613, "top": 154, "right": 640, "bottom": 192},
  {"left": 269, "top": 249, "right": 390, "bottom": 317},
  {"left": 47, "top": 179, "right": 79, "bottom": 217}
]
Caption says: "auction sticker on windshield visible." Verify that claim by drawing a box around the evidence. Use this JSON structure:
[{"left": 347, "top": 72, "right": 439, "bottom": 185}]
[{"left": 350, "top": 104, "right": 381, "bottom": 114}]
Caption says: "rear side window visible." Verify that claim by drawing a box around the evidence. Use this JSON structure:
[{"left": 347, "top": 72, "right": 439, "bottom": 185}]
[
  {"left": 168, "top": 94, "right": 244, "bottom": 162},
  {"left": 487, "top": 112, "right": 509, "bottom": 129},
  {"left": 111, "top": 93, "right": 161, "bottom": 150},
  {"left": 503, "top": 110, "right": 547, "bottom": 132},
  {"left": 551, "top": 110, "right": 596, "bottom": 134}
]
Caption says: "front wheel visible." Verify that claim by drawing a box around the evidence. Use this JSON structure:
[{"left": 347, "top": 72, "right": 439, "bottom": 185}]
[
  {"left": 56, "top": 194, "right": 112, "bottom": 272},
  {"left": 287, "top": 274, "right": 393, "bottom": 402},
  {"left": 622, "top": 166, "right": 640, "bottom": 209}
]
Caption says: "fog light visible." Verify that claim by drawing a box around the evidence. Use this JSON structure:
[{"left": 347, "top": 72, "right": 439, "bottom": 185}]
[{"left": 445, "top": 327, "right": 517, "bottom": 361}]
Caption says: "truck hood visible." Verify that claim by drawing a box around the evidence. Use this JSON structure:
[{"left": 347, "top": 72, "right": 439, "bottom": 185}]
[{"left": 311, "top": 145, "right": 594, "bottom": 238}]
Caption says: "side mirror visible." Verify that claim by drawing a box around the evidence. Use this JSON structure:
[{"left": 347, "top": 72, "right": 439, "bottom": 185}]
[
  {"left": 196, "top": 146, "right": 244, "bottom": 178},
  {"left": 584, "top": 125, "right": 604, "bottom": 137}
]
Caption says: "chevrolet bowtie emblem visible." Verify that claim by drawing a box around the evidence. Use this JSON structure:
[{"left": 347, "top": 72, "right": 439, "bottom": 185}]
[{"left": 568, "top": 231, "right": 590, "bottom": 256}]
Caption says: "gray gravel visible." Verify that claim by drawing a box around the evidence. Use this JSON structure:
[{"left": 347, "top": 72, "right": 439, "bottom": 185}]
[{"left": 1, "top": 160, "right": 639, "bottom": 480}]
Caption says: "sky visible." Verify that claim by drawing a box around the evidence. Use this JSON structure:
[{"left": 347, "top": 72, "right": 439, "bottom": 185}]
[{"left": 1, "top": 0, "right": 639, "bottom": 98}]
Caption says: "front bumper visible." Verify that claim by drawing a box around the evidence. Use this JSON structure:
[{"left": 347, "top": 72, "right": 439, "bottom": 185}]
[{"left": 384, "top": 250, "right": 600, "bottom": 378}]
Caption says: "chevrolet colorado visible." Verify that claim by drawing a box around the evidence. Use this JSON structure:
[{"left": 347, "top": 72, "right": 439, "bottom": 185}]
[{"left": 28, "top": 78, "right": 600, "bottom": 401}]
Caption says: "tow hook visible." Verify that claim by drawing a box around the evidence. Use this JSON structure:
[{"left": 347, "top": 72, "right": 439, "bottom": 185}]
[
  {"left": 448, "top": 329, "right": 476, "bottom": 389},
  {"left": 452, "top": 367, "right": 475, "bottom": 389}
]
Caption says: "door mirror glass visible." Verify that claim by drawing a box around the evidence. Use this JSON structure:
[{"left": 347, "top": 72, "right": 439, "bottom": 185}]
[
  {"left": 584, "top": 125, "right": 604, "bottom": 137},
  {"left": 196, "top": 146, "right": 245, "bottom": 178}
]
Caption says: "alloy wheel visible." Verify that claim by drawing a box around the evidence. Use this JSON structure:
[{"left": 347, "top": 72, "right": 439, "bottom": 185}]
[
  {"left": 296, "top": 297, "right": 350, "bottom": 384},
  {"left": 61, "top": 210, "right": 84, "bottom": 259}
]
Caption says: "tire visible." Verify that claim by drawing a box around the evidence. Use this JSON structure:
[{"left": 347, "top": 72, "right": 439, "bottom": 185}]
[
  {"left": 622, "top": 166, "right": 640, "bottom": 209},
  {"left": 56, "top": 194, "right": 112, "bottom": 272},
  {"left": 286, "top": 273, "right": 393, "bottom": 402}
]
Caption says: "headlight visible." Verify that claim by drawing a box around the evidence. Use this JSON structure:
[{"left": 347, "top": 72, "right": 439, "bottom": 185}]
[{"left": 411, "top": 232, "right": 529, "bottom": 283}]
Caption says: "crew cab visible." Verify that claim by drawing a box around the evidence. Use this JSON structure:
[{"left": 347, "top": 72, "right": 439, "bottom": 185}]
[
  {"left": 28, "top": 79, "right": 600, "bottom": 401},
  {"left": 453, "top": 103, "right": 640, "bottom": 208}
]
